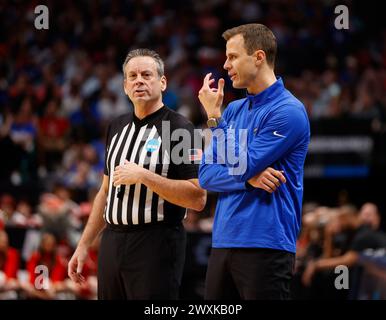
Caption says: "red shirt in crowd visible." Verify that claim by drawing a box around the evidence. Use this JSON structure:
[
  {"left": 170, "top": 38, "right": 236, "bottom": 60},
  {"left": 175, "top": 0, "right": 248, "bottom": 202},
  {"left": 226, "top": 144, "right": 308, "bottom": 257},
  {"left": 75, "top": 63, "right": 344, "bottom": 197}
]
[
  {"left": 39, "top": 117, "right": 69, "bottom": 138},
  {"left": 27, "top": 252, "right": 67, "bottom": 284},
  {"left": 0, "top": 247, "right": 20, "bottom": 279}
]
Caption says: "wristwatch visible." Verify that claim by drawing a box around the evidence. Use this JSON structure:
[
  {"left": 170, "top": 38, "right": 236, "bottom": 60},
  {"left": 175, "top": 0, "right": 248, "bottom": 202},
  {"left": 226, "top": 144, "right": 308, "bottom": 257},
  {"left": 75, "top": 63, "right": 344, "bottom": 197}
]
[{"left": 207, "top": 117, "right": 223, "bottom": 128}]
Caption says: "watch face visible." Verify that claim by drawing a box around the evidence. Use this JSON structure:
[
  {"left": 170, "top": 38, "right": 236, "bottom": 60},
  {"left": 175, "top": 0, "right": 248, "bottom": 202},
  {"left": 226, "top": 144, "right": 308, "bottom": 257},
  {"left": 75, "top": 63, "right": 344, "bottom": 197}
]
[{"left": 207, "top": 118, "right": 218, "bottom": 128}]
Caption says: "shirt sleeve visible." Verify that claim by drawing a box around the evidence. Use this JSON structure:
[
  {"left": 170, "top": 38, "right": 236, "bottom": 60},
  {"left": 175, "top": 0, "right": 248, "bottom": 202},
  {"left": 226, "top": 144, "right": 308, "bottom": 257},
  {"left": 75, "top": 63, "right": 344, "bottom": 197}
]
[
  {"left": 103, "top": 123, "right": 112, "bottom": 176},
  {"left": 199, "top": 104, "right": 247, "bottom": 192},
  {"left": 199, "top": 161, "right": 247, "bottom": 192},
  {"left": 211, "top": 104, "right": 309, "bottom": 182}
]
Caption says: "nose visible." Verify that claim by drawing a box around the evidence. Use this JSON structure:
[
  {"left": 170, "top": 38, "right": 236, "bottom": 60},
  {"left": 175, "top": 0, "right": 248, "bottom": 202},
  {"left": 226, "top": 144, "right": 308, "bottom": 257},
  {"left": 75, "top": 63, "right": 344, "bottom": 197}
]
[
  {"left": 223, "top": 59, "right": 230, "bottom": 70},
  {"left": 134, "top": 75, "right": 145, "bottom": 86}
]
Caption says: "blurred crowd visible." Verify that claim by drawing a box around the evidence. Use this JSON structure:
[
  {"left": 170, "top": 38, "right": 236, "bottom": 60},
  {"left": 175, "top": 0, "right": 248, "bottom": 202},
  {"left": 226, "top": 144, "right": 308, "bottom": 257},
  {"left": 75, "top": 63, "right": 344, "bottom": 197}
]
[
  {"left": 1, "top": 0, "right": 386, "bottom": 194},
  {"left": 1, "top": 195, "right": 385, "bottom": 299},
  {"left": 0, "top": 0, "right": 386, "bottom": 299},
  {"left": 0, "top": 189, "right": 99, "bottom": 299},
  {"left": 293, "top": 202, "right": 386, "bottom": 299}
]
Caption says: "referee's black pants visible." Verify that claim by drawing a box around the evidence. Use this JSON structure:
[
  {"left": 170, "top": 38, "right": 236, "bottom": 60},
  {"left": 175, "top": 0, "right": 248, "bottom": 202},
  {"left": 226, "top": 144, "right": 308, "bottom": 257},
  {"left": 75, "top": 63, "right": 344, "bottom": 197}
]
[
  {"left": 98, "top": 223, "right": 186, "bottom": 300},
  {"left": 205, "top": 248, "right": 295, "bottom": 300}
]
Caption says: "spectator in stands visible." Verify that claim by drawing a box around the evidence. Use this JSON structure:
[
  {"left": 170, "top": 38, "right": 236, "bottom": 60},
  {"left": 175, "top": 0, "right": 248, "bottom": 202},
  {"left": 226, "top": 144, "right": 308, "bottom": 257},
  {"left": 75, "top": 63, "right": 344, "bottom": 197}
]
[
  {"left": 20, "top": 232, "right": 68, "bottom": 299},
  {"left": 62, "top": 160, "right": 100, "bottom": 202},
  {"left": 301, "top": 203, "right": 386, "bottom": 298},
  {"left": 36, "top": 193, "right": 72, "bottom": 245},
  {"left": 0, "top": 194, "right": 16, "bottom": 227},
  {"left": 311, "top": 70, "right": 341, "bottom": 119},
  {"left": 61, "top": 78, "right": 82, "bottom": 117},
  {"left": 38, "top": 99, "right": 70, "bottom": 172},
  {"left": 6, "top": 200, "right": 41, "bottom": 228},
  {"left": 296, "top": 206, "right": 331, "bottom": 264},
  {"left": 8, "top": 97, "right": 38, "bottom": 184},
  {"left": 52, "top": 184, "right": 80, "bottom": 219},
  {"left": 69, "top": 98, "right": 101, "bottom": 143},
  {"left": 96, "top": 88, "right": 129, "bottom": 122},
  {"left": 0, "top": 113, "right": 23, "bottom": 185},
  {"left": 51, "top": 184, "right": 85, "bottom": 248},
  {"left": 9, "top": 98, "right": 37, "bottom": 153},
  {"left": 0, "top": 230, "right": 20, "bottom": 299}
]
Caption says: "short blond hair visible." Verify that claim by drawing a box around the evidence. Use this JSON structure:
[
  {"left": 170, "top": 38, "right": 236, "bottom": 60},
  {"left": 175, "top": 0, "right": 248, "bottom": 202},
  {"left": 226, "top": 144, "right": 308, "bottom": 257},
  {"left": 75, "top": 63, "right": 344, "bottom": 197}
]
[{"left": 222, "top": 23, "right": 277, "bottom": 67}]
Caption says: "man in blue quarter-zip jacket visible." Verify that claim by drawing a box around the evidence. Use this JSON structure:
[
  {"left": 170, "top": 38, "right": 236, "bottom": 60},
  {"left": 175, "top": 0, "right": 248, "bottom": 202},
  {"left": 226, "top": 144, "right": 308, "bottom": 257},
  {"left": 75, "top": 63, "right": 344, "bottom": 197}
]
[{"left": 198, "top": 23, "right": 310, "bottom": 300}]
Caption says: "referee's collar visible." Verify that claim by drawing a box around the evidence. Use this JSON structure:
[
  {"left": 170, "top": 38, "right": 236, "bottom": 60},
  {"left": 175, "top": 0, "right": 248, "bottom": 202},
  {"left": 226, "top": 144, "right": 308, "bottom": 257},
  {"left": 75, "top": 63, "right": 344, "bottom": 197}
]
[
  {"left": 246, "top": 77, "right": 284, "bottom": 108},
  {"left": 133, "top": 105, "right": 166, "bottom": 125}
]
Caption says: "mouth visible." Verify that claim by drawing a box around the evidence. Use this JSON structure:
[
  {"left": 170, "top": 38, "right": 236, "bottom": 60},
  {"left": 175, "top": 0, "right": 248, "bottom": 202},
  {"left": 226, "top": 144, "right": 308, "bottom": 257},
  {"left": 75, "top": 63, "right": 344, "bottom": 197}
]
[{"left": 229, "top": 73, "right": 237, "bottom": 81}]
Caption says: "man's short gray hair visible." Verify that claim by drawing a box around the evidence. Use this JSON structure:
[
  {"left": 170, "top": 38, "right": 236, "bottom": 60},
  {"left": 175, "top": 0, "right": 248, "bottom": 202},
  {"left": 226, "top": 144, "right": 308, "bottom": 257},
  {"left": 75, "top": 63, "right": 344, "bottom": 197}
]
[{"left": 122, "top": 48, "right": 164, "bottom": 78}]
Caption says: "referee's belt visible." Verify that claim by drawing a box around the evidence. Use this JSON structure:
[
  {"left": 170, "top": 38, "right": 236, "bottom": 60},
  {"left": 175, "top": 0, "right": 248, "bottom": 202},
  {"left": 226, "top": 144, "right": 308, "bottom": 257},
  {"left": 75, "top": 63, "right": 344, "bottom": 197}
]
[{"left": 106, "top": 221, "right": 183, "bottom": 233}]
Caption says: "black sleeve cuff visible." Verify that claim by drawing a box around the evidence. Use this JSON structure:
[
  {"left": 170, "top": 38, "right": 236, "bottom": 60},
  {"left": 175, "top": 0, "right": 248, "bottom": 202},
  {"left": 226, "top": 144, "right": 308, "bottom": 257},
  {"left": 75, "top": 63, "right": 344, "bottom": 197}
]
[{"left": 245, "top": 181, "right": 255, "bottom": 190}]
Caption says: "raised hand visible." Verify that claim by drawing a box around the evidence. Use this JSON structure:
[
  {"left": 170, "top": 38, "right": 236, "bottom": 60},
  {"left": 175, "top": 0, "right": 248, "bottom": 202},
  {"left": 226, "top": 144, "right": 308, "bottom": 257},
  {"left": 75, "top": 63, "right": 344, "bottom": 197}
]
[{"left": 198, "top": 73, "right": 224, "bottom": 118}]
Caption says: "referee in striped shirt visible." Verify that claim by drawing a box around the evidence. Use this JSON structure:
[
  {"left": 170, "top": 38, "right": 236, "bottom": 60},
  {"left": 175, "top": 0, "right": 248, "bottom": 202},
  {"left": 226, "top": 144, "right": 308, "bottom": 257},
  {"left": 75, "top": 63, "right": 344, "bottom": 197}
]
[{"left": 68, "top": 49, "right": 206, "bottom": 299}]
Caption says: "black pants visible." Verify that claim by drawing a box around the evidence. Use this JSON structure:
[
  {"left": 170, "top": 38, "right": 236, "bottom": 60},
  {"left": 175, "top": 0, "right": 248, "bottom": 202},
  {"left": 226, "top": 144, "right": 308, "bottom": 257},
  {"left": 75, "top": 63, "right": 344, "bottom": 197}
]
[
  {"left": 98, "top": 223, "right": 186, "bottom": 300},
  {"left": 205, "top": 248, "right": 295, "bottom": 300}
]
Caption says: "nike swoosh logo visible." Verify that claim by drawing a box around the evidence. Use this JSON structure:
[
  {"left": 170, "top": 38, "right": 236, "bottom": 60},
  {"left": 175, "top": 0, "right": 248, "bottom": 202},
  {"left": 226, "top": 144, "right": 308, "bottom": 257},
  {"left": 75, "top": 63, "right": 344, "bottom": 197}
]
[{"left": 273, "top": 131, "right": 286, "bottom": 138}]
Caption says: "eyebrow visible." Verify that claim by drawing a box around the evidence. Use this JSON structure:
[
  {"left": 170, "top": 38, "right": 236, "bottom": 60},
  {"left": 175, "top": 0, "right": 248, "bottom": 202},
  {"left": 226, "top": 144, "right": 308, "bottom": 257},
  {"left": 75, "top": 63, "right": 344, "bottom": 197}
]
[{"left": 128, "top": 70, "right": 153, "bottom": 74}]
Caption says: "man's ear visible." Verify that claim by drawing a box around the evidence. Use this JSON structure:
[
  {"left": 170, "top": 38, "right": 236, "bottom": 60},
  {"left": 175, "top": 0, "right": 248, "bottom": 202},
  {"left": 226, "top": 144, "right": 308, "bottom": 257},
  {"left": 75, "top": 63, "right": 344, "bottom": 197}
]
[
  {"left": 160, "top": 75, "right": 167, "bottom": 92},
  {"left": 254, "top": 50, "right": 266, "bottom": 66}
]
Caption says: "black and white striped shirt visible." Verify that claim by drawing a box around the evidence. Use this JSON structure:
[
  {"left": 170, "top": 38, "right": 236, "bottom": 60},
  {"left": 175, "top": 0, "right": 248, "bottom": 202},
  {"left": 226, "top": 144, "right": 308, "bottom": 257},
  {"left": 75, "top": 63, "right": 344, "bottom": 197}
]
[{"left": 103, "top": 106, "right": 199, "bottom": 227}]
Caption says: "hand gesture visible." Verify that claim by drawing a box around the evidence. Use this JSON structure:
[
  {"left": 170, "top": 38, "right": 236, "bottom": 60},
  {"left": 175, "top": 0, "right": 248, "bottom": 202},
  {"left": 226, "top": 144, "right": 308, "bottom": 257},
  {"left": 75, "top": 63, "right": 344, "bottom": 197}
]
[
  {"left": 113, "top": 160, "right": 144, "bottom": 187},
  {"left": 198, "top": 73, "right": 224, "bottom": 118}
]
